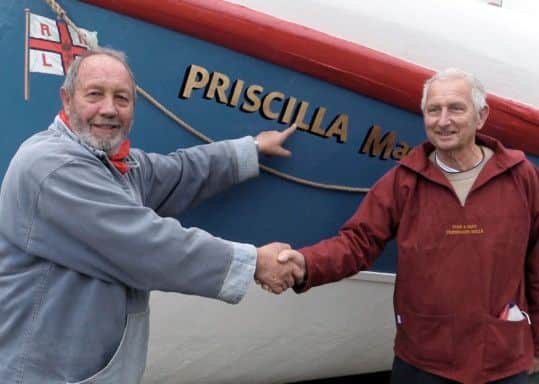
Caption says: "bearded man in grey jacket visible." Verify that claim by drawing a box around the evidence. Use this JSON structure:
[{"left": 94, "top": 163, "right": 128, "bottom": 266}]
[{"left": 0, "top": 47, "right": 302, "bottom": 384}]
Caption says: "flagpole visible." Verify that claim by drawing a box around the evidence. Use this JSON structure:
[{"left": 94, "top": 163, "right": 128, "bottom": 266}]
[{"left": 24, "top": 8, "right": 30, "bottom": 101}]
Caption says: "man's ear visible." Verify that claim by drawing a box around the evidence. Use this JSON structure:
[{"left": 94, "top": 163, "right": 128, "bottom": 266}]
[{"left": 476, "top": 105, "right": 489, "bottom": 131}]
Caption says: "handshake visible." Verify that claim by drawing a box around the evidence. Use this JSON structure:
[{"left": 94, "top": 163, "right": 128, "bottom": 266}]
[{"left": 254, "top": 242, "right": 306, "bottom": 294}]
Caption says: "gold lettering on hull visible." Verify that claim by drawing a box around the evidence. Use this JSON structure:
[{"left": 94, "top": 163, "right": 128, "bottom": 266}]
[
  {"left": 179, "top": 64, "right": 415, "bottom": 162},
  {"left": 179, "top": 64, "right": 348, "bottom": 143},
  {"left": 359, "top": 125, "right": 411, "bottom": 160}
]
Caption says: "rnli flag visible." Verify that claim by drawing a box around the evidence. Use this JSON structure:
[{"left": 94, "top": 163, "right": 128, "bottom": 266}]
[{"left": 26, "top": 12, "right": 98, "bottom": 76}]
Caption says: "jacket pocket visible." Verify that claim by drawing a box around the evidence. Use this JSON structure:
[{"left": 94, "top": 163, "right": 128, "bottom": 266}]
[
  {"left": 66, "top": 310, "right": 149, "bottom": 384},
  {"left": 483, "top": 316, "right": 530, "bottom": 371},
  {"left": 395, "top": 309, "right": 454, "bottom": 367}
]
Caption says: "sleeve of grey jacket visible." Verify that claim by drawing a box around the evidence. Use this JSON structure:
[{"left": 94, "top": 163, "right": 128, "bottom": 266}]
[
  {"left": 137, "top": 136, "right": 259, "bottom": 216},
  {"left": 23, "top": 141, "right": 259, "bottom": 303}
]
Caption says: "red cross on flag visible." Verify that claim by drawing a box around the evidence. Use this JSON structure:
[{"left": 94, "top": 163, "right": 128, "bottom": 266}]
[{"left": 26, "top": 12, "right": 98, "bottom": 76}]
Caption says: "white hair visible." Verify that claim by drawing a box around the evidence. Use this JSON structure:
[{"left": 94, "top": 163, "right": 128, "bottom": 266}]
[{"left": 420, "top": 68, "right": 487, "bottom": 115}]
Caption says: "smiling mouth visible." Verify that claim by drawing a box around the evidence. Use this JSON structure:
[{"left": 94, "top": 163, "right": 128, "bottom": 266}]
[
  {"left": 438, "top": 131, "right": 456, "bottom": 137},
  {"left": 91, "top": 123, "right": 121, "bottom": 130}
]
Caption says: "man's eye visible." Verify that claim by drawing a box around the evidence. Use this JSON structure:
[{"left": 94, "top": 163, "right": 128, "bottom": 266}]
[{"left": 115, "top": 95, "right": 131, "bottom": 105}]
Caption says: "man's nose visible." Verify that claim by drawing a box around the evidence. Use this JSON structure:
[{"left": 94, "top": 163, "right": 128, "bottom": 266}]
[
  {"left": 438, "top": 108, "right": 451, "bottom": 126},
  {"left": 99, "top": 95, "right": 117, "bottom": 117}
]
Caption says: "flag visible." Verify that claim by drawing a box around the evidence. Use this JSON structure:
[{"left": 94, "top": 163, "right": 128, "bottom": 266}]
[{"left": 27, "top": 12, "right": 98, "bottom": 76}]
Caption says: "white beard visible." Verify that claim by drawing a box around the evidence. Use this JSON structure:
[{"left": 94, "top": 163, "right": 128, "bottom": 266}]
[
  {"left": 69, "top": 109, "right": 128, "bottom": 155},
  {"left": 77, "top": 129, "right": 124, "bottom": 155}
]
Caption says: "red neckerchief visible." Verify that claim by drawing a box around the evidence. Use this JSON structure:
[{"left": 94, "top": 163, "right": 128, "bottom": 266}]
[{"left": 59, "top": 110, "right": 130, "bottom": 174}]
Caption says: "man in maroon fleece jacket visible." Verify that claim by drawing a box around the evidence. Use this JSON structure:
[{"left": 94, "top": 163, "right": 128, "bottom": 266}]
[{"left": 273, "top": 68, "right": 539, "bottom": 384}]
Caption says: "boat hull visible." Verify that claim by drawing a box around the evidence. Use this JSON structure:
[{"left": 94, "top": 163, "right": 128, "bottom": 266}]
[
  {"left": 145, "top": 273, "right": 396, "bottom": 383},
  {"left": 1, "top": 0, "right": 538, "bottom": 382}
]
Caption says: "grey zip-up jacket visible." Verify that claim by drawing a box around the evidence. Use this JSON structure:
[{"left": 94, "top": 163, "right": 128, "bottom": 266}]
[{"left": 0, "top": 116, "right": 260, "bottom": 383}]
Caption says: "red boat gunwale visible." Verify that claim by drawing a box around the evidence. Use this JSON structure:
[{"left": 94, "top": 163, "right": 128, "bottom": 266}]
[{"left": 82, "top": 0, "right": 539, "bottom": 156}]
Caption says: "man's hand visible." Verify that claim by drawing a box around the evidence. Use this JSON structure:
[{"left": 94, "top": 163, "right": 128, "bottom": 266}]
[
  {"left": 278, "top": 249, "right": 306, "bottom": 286},
  {"left": 255, "top": 242, "right": 302, "bottom": 294},
  {"left": 529, "top": 356, "right": 539, "bottom": 375},
  {"left": 255, "top": 124, "right": 296, "bottom": 157}
]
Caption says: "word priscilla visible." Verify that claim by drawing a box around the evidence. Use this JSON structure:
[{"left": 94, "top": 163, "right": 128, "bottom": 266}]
[{"left": 179, "top": 64, "right": 349, "bottom": 143}]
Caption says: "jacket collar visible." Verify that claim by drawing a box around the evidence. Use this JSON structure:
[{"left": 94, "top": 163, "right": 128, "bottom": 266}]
[
  {"left": 400, "top": 133, "right": 525, "bottom": 171},
  {"left": 398, "top": 133, "right": 526, "bottom": 188}
]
